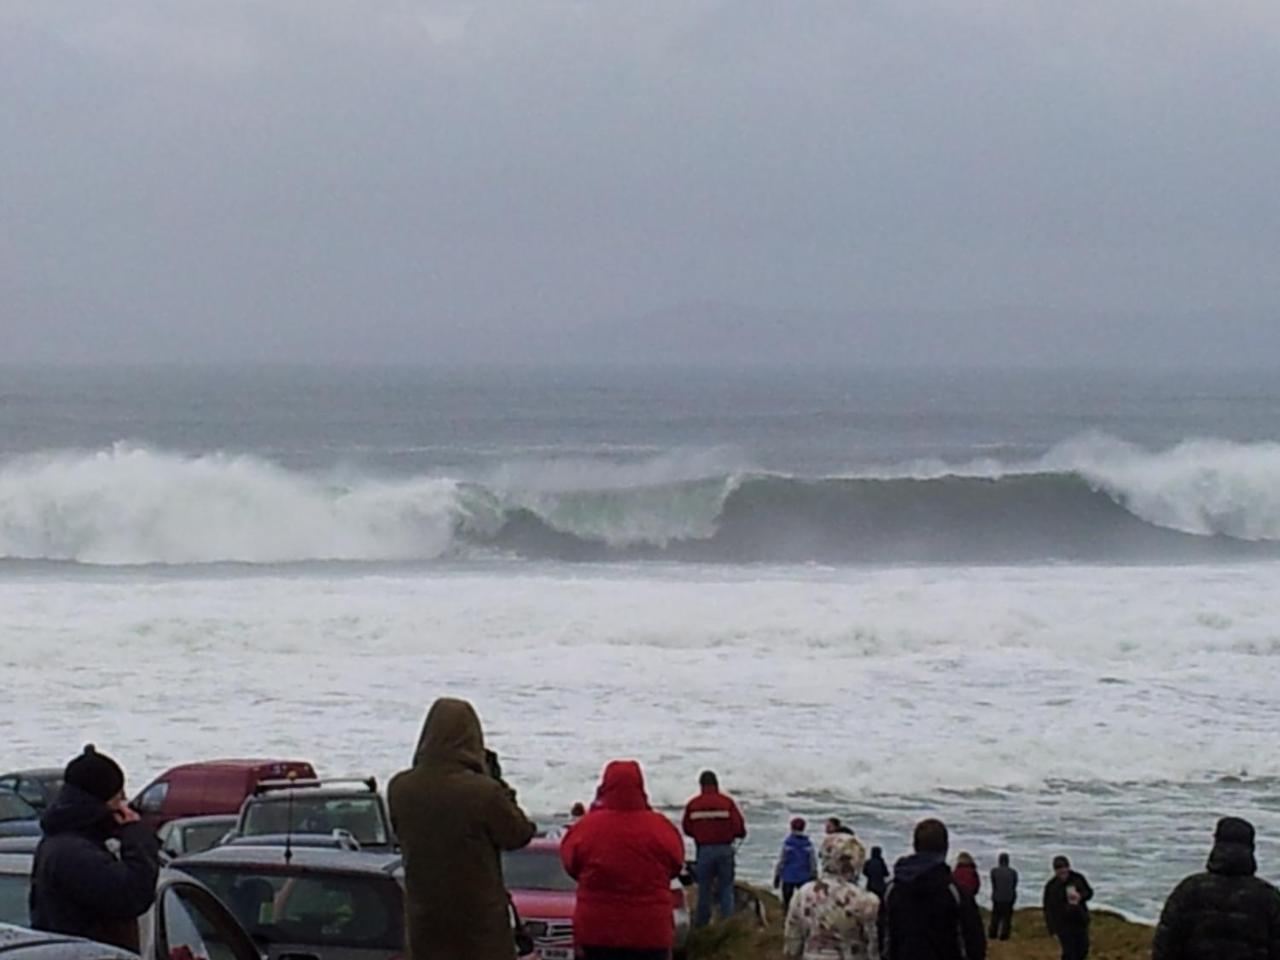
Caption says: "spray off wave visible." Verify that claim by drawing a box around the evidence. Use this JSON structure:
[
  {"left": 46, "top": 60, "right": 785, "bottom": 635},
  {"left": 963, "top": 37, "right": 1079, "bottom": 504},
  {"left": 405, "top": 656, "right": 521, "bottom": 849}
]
[{"left": 3, "top": 437, "right": 1280, "bottom": 565}]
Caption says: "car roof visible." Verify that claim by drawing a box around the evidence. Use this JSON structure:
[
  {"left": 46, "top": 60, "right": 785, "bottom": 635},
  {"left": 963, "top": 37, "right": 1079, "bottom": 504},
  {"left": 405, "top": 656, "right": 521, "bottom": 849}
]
[
  {"left": 0, "top": 770, "right": 61, "bottom": 781},
  {"left": 0, "top": 853, "right": 33, "bottom": 874},
  {"left": 168, "top": 814, "right": 239, "bottom": 827},
  {"left": 247, "top": 786, "right": 380, "bottom": 801},
  {"left": 511, "top": 837, "right": 562, "bottom": 853},
  {"left": 0, "top": 923, "right": 134, "bottom": 958},
  {"left": 174, "top": 844, "right": 402, "bottom": 875},
  {"left": 162, "top": 759, "right": 314, "bottom": 774},
  {"left": 0, "top": 840, "right": 37, "bottom": 856}
]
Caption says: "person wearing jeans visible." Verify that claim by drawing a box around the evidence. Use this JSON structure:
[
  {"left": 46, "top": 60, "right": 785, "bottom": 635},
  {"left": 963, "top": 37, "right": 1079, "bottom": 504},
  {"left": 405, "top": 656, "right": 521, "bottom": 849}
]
[{"left": 682, "top": 770, "right": 747, "bottom": 927}]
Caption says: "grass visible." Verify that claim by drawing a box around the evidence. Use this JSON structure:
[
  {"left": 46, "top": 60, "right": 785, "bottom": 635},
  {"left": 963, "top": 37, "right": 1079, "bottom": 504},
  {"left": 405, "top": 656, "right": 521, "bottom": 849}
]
[{"left": 686, "top": 888, "right": 1153, "bottom": 960}]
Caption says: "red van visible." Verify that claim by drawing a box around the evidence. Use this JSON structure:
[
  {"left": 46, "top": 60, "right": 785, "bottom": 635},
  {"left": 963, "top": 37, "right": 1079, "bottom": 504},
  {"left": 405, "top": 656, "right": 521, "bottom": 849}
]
[{"left": 133, "top": 759, "right": 316, "bottom": 832}]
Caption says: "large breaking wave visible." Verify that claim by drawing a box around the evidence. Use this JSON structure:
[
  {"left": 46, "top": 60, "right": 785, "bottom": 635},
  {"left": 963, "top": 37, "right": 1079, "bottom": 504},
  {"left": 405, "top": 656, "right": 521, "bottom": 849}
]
[{"left": 3, "top": 437, "right": 1280, "bottom": 565}]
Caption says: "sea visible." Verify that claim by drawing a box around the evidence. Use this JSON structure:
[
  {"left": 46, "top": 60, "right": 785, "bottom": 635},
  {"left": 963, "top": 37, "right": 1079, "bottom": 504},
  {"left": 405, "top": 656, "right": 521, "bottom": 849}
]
[{"left": 4, "top": 363, "right": 1280, "bottom": 920}]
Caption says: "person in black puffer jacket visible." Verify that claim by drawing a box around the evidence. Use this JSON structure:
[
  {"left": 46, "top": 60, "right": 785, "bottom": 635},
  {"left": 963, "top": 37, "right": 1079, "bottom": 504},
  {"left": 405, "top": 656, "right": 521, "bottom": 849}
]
[
  {"left": 883, "top": 818, "right": 986, "bottom": 960},
  {"left": 29, "top": 746, "right": 160, "bottom": 952},
  {"left": 1152, "top": 817, "right": 1280, "bottom": 960}
]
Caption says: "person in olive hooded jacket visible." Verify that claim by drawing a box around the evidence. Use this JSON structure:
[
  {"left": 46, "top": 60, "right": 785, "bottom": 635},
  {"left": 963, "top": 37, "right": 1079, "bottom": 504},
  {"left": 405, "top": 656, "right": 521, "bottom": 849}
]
[{"left": 389, "top": 698, "right": 536, "bottom": 960}]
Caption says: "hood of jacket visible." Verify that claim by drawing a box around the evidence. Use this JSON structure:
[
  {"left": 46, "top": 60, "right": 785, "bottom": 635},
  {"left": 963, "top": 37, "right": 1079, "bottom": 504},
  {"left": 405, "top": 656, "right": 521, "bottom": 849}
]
[
  {"left": 411, "top": 697, "right": 486, "bottom": 773},
  {"left": 594, "top": 760, "right": 650, "bottom": 812},
  {"left": 820, "top": 832, "right": 867, "bottom": 879},
  {"left": 893, "top": 851, "right": 952, "bottom": 891},
  {"left": 1207, "top": 839, "right": 1257, "bottom": 877},
  {"left": 40, "top": 783, "right": 117, "bottom": 839}
]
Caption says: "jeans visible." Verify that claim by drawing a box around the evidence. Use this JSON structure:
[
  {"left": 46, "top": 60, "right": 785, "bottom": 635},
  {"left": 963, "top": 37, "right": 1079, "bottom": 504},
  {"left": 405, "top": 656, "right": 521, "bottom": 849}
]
[
  {"left": 1058, "top": 927, "right": 1089, "bottom": 960},
  {"left": 694, "top": 844, "right": 736, "bottom": 926},
  {"left": 781, "top": 881, "right": 802, "bottom": 912},
  {"left": 988, "top": 901, "right": 1014, "bottom": 940}
]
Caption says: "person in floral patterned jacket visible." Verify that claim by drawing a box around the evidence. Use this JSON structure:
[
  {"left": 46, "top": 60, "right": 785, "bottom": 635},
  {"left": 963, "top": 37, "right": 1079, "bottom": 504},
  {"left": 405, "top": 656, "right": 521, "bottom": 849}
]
[{"left": 784, "top": 832, "right": 881, "bottom": 960}]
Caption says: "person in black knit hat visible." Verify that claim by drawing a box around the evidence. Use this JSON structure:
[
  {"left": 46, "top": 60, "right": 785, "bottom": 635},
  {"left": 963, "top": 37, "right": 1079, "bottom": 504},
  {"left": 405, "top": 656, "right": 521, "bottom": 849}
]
[{"left": 29, "top": 745, "right": 160, "bottom": 952}]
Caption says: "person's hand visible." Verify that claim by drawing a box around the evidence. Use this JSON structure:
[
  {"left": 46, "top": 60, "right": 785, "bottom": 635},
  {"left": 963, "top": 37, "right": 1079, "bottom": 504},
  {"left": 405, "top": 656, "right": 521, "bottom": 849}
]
[
  {"left": 110, "top": 798, "right": 141, "bottom": 826},
  {"left": 1066, "top": 887, "right": 1082, "bottom": 906}
]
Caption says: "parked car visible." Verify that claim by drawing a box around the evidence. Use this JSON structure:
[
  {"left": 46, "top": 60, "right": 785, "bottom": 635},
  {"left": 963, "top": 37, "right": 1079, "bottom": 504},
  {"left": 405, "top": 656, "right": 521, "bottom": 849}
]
[
  {"left": 223, "top": 831, "right": 362, "bottom": 851},
  {"left": 0, "top": 849, "right": 34, "bottom": 926},
  {"left": 0, "top": 793, "right": 40, "bottom": 839},
  {"left": 503, "top": 838, "right": 691, "bottom": 960},
  {"left": 156, "top": 815, "right": 238, "bottom": 861},
  {"left": 166, "top": 844, "right": 406, "bottom": 960},
  {"left": 131, "top": 759, "right": 316, "bottom": 833},
  {"left": 0, "top": 874, "right": 260, "bottom": 960},
  {"left": 231, "top": 778, "right": 395, "bottom": 851},
  {"left": 0, "top": 770, "right": 63, "bottom": 812}
]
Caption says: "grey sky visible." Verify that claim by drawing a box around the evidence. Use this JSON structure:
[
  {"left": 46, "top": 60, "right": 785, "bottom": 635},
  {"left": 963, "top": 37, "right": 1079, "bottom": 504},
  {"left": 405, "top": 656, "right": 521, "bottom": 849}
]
[{"left": 2, "top": 1, "right": 1279, "bottom": 365}]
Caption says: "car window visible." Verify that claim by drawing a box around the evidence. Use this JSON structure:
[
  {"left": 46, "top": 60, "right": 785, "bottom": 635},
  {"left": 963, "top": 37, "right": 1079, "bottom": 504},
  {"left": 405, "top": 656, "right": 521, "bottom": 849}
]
[
  {"left": 159, "top": 884, "right": 259, "bottom": 960},
  {"left": 0, "top": 872, "right": 31, "bottom": 925},
  {"left": 0, "top": 792, "right": 36, "bottom": 822},
  {"left": 138, "top": 781, "right": 170, "bottom": 815},
  {"left": 183, "top": 866, "right": 402, "bottom": 950},
  {"left": 242, "top": 796, "right": 387, "bottom": 846},
  {"left": 502, "top": 849, "right": 577, "bottom": 892},
  {"left": 16, "top": 779, "right": 46, "bottom": 807},
  {"left": 182, "top": 824, "right": 231, "bottom": 855}
]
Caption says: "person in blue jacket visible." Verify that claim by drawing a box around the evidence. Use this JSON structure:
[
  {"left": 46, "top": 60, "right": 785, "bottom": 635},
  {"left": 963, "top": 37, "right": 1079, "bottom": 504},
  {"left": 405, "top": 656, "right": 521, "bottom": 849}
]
[{"left": 774, "top": 817, "right": 818, "bottom": 910}]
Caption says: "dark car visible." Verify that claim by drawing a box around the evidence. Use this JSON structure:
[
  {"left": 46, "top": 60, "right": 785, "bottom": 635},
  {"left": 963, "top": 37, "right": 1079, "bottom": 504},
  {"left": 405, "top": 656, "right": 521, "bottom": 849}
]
[
  {"left": 0, "top": 770, "right": 63, "bottom": 813},
  {"left": 231, "top": 778, "right": 395, "bottom": 851},
  {"left": 156, "top": 815, "right": 238, "bottom": 861},
  {"left": 167, "top": 845, "right": 406, "bottom": 960},
  {"left": 0, "top": 874, "right": 260, "bottom": 960},
  {"left": 0, "top": 793, "right": 40, "bottom": 840}
]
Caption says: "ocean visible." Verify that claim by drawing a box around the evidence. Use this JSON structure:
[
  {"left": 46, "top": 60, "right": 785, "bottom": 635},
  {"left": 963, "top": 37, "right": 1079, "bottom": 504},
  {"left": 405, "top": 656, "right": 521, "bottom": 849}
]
[{"left": 3, "top": 363, "right": 1280, "bottom": 919}]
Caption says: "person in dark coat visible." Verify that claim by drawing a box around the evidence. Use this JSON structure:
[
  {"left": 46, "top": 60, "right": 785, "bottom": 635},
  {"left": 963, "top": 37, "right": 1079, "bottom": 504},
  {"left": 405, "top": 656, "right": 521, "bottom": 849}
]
[
  {"left": 561, "top": 760, "right": 686, "bottom": 960},
  {"left": 1042, "top": 855, "right": 1093, "bottom": 960},
  {"left": 883, "top": 818, "right": 986, "bottom": 960},
  {"left": 774, "top": 817, "right": 818, "bottom": 911},
  {"left": 988, "top": 852, "right": 1018, "bottom": 941},
  {"left": 29, "top": 746, "right": 159, "bottom": 952},
  {"left": 388, "top": 698, "right": 536, "bottom": 960},
  {"left": 863, "top": 846, "right": 890, "bottom": 900},
  {"left": 1152, "top": 816, "right": 1280, "bottom": 960}
]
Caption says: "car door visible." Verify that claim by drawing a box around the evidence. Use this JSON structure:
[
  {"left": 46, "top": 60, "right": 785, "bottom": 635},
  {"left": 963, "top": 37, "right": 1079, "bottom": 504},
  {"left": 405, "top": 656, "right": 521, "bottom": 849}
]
[{"left": 149, "top": 877, "right": 262, "bottom": 960}]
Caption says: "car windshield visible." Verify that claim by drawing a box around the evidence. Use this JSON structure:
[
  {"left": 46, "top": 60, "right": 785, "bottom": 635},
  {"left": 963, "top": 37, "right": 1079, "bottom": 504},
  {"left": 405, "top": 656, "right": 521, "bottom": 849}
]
[
  {"left": 0, "top": 873, "right": 30, "bottom": 925},
  {"left": 0, "top": 793, "right": 36, "bottom": 822},
  {"left": 183, "top": 823, "right": 232, "bottom": 854},
  {"left": 242, "top": 796, "right": 387, "bottom": 846},
  {"left": 182, "top": 865, "right": 402, "bottom": 950},
  {"left": 502, "top": 849, "right": 577, "bottom": 893}
]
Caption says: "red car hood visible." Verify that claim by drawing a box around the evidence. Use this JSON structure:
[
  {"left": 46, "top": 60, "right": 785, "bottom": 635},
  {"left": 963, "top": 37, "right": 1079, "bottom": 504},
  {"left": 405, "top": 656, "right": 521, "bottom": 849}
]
[{"left": 510, "top": 889, "right": 575, "bottom": 920}]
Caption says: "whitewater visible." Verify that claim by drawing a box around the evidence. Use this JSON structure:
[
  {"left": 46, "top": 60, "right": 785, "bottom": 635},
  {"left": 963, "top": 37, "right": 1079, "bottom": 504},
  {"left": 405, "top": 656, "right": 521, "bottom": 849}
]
[{"left": 4, "top": 365, "right": 1280, "bottom": 920}]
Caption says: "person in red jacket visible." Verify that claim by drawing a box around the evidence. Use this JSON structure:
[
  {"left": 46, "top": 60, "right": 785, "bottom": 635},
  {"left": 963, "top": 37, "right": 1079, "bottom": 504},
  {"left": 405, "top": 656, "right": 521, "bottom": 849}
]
[
  {"left": 953, "top": 851, "right": 981, "bottom": 898},
  {"left": 681, "top": 770, "right": 746, "bottom": 927},
  {"left": 560, "top": 760, "right": 685, "bottom": 960}
]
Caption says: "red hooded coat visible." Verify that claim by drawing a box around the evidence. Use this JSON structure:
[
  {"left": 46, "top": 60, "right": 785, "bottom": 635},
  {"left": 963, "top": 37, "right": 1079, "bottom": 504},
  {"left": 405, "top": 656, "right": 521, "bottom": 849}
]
[{"left": 560, "top": 760, "right": 686, "bottom": 950}]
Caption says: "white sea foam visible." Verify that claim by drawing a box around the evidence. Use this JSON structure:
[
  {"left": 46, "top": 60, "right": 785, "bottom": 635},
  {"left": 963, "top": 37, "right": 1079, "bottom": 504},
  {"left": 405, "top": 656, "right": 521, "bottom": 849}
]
[{"left": 4, "top": 561, "right": 1279, "bottom": 916}]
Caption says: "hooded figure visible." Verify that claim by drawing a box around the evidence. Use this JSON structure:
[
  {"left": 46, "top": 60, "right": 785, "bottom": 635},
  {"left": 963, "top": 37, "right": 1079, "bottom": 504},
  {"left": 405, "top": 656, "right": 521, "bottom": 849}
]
[
  {"left": 863, "top": 846, "right": 890, "bottom": 900},
  {"left": 29, "top": 746, "right": 159, "bottom": 952},
  {"left": 1152, "top": 817, "right": 1280, "bottom": 960},
  {"left": 388, "top": 698, "right": 536, "bottom": 960},
  {"left": 784, "top": 833, "right": 881, "bottom": 960},
  {"left": 560, "top": 760, "right": 685, "bottom": 958},
  {"left": 883, "top": 819, "right": 986, "bottom": 960},
  {"left": 775, "top": 817, "right": 818, "bottom": 911}
]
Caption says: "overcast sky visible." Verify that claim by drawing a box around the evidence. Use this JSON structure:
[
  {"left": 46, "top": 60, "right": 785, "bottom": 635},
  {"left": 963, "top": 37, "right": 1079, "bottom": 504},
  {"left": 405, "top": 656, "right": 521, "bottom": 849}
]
[{"left": 2, "top": 1, "right": 1279, "bottom": 365}]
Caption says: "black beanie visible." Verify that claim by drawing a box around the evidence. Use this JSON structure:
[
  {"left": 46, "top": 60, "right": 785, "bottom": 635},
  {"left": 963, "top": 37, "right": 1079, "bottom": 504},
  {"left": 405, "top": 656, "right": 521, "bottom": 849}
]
[
  {"left": 1215, "top": 817, "right": 1256, "bottom": 848},
  {"left": 64, "top": 745, "right": 125, "bottom": 803},
  {"left": 1052, "top": 855, "right": 1071, "bottom": 870}
]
